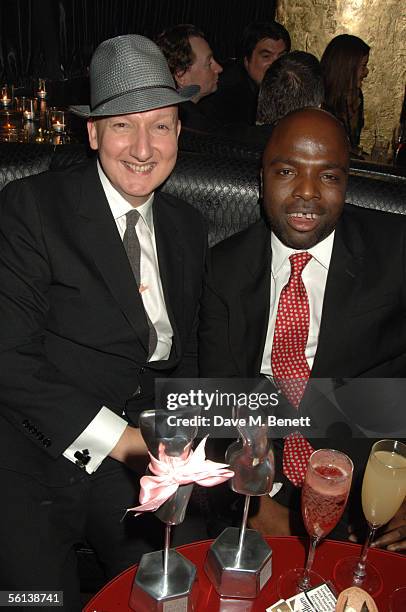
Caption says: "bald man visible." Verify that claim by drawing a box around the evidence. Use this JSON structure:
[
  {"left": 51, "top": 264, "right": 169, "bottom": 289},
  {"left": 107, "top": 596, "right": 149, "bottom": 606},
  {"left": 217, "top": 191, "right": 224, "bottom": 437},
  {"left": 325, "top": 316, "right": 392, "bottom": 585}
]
[{"left": 199, "top": 108, "right": 406, "bottom": 551}]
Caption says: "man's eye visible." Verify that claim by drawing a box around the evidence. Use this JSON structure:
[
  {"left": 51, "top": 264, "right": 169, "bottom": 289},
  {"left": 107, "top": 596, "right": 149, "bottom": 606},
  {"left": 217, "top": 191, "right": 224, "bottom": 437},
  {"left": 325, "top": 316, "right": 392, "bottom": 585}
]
[
  {"left": 113, "top": 122, "right": 128, "bottom": 129},
  {"left": 156, "top": 123, "right": 170, "bottom": 131},
  {"left": 278, "top": 169, "right": 294, "bottom": 176},
  {"left": 322, "top": 173, "right": 339, "bottom": 181}
]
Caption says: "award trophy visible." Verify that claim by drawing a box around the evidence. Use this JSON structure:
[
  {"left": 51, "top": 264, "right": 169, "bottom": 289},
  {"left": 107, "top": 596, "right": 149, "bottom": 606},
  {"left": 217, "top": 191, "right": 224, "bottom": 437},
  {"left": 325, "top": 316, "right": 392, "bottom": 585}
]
[
  {"left": 205, "top": 404, "right": 275, "bottom": 599},
  {"left": 129, "top": 406, "right": 233, "bottom": 612}
]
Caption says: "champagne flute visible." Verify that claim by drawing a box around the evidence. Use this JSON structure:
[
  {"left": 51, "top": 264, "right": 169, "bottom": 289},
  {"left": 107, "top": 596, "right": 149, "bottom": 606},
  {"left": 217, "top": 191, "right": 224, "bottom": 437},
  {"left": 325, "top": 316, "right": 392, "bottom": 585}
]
[
  {"left": 278, "top": 448, "right": 353, "bottom": 598},
  {"left": 334, "top": 439, "right": 406, "bottom": 596}
]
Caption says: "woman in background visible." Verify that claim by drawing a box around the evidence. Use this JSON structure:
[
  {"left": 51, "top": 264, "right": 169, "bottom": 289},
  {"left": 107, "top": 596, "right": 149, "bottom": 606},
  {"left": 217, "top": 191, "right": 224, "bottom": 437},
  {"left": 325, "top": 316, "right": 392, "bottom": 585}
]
[{"left": 321, "top": 34, "right": 370, "bottom": 155}]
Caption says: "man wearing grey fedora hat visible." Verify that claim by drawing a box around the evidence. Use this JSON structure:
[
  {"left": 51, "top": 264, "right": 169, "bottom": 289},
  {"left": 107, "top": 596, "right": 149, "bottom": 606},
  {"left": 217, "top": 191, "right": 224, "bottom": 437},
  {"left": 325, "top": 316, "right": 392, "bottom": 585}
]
[{"left": 0, "top": 35, "right": 207, "bottom": 610}]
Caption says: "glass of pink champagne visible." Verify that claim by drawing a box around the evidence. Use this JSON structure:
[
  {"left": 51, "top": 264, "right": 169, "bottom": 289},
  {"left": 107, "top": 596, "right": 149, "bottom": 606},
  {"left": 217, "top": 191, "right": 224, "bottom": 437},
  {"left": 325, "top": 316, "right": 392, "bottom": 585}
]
[{"left": 278, "top": 448, "right": 353, "bottom": 599}]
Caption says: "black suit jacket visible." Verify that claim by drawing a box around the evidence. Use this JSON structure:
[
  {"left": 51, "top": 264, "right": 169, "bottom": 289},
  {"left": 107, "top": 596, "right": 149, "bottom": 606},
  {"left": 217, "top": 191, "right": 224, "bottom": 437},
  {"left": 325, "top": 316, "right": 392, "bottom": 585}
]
[
  {"left": 0, "top": 158, "right": 206, "bottom": 472},
  {"left": 179, "top": 101, "right": 221, "bottom": 133},
  {"left": 199, "top": 204, "right": 406, "bottom": 533},
  {"left": 200, "top": 203, "right": 406, "bottom": 379},
  {"left": 198, "top": 62, "right": 259, "bottom": 126}
]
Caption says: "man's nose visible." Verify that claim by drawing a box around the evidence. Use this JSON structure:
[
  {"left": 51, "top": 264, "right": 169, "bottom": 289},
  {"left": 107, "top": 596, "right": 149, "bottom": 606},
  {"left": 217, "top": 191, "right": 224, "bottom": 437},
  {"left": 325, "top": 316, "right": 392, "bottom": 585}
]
[
  {"left": 129, "top": 126, "right": 153, "bottom": 161},
  {"left": 213, "top": 59, "right": 223, "bottom": 74},
  {"left": 292, "top": 175, "right": 321, "bottom": 201}
]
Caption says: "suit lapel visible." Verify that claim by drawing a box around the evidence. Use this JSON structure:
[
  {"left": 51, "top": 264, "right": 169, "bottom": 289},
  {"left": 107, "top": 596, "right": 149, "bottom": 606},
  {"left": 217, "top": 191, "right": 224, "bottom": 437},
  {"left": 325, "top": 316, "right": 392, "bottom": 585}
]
[
  {"left": 74, "top": 160, "right": 150, "bottom": 354},
  {"left": 311, "top": 207, "right": 365, "bottom": 377},
  {"left": 236, "top": 223, "right": 272, "bottom": 375}
]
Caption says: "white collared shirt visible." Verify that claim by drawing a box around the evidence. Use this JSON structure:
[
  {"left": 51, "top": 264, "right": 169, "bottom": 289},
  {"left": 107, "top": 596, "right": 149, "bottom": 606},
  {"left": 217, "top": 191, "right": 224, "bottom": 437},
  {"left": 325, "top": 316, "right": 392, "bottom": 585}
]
[
  {"left": 260, "top": 231, "right": 335, "bottom": 377},
  {"left": 63, "top": 161, "right": 172, "bottom": 473},
  {"left": 97, "top": 161, "right": 173, "bottom": 362}
]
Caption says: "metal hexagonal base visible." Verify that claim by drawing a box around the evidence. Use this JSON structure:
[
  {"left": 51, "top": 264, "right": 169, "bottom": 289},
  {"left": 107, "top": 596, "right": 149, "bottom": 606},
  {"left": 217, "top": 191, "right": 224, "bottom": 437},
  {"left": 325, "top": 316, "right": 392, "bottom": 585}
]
[
  {"left": 129, "top": 549, "right": 198, "bottom": 612},
  {"left": 204, "top": 527, "right": 273, "bottom": 599}
]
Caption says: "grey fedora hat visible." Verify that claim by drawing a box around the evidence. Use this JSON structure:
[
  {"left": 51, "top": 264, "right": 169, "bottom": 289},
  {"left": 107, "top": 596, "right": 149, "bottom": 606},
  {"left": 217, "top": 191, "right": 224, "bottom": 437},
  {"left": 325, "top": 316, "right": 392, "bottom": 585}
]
[{"left": 70, "top": 34, "right": 199, "bottom": 118}]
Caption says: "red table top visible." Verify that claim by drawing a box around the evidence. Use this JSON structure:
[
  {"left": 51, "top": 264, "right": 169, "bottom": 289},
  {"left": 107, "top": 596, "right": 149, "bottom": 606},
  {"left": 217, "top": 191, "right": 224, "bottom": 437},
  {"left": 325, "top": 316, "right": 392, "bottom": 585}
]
[{"left": 83, "top": 536, "right": 406, "bottom": 611}]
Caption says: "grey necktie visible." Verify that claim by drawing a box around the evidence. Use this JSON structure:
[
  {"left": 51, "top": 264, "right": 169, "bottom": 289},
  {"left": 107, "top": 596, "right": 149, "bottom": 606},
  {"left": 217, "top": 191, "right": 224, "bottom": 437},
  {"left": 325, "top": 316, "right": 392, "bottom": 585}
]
[{"left": 123, "top": 209, "right": 158, "bottom": 358}]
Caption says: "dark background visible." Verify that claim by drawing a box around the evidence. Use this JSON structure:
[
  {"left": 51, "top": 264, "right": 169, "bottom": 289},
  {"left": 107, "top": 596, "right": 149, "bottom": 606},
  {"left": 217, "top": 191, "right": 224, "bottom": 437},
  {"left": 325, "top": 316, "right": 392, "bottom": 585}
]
[{"left": 0, "top": 0, "right": 276, "bottom": 85}]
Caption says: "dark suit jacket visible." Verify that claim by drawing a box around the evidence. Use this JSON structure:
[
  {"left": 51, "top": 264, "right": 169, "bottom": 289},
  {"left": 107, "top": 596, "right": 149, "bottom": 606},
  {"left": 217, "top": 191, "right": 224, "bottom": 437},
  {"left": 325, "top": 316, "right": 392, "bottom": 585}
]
[
  {"left": 199, "top": 204, "right": 406, "bottom": 535},
  {"left": 179, "top": 101, "right": 221, "bottom": 133},
  {"left": 0, "top": 158, "right": 207, "bottom": 474},
  {"left": 198, "top": 62, "right": 259, "bottom": 126}
]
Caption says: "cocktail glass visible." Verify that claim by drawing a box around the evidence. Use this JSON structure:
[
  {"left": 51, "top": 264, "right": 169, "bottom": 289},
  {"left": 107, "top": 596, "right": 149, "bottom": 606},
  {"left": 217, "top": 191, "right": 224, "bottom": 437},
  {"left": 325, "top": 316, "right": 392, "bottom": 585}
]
[
  {"left": 278, "top": 448, "right": 353, "bottom": 599},
  {"left": 334, "top": 439, "right": 406, "bottom": 596}
]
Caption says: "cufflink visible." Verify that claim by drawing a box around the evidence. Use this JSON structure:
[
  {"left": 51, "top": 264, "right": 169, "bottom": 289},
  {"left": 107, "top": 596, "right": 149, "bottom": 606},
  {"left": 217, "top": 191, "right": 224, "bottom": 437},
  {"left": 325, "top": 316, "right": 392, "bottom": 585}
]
[
  {"left": 74, "top": 448, "right": 91, "bottom": 469},
  {"left": 268, "top": 482, "right": 283, "bottom": 498}
]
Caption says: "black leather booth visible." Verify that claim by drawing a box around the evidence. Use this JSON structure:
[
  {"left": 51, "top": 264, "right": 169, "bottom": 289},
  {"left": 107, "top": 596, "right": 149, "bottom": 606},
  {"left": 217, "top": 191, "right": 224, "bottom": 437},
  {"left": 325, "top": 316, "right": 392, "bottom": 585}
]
[
  {"left": 179, "top": 126, "right": 406, "bottom": 173},
  {"left": 0, "top": 143, "right": 406, "bottom": 247}
]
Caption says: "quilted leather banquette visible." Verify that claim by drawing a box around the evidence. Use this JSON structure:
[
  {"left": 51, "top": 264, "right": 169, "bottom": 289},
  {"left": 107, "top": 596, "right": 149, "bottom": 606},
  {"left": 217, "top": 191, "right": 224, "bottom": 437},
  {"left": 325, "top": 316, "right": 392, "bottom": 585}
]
[{"left": 0, "top": 142, "right": 405, "bottom": 247}]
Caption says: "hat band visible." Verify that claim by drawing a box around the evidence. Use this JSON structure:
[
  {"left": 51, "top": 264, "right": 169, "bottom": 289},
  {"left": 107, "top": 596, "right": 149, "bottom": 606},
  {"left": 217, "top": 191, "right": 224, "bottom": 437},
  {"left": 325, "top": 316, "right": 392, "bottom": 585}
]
[{"left": 91, "top": 84, "right": 178, "bottom": 112}]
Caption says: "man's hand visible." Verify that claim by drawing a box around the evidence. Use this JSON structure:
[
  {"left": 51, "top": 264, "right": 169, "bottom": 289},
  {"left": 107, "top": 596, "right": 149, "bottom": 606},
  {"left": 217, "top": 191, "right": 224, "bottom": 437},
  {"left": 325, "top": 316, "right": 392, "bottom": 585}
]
[
  {"left": 371, "top": 497, "right": 406, "bottom": 552},
  {"left": 109, "top": 425, "right": 149, "bottom": 471},
  {"left": 348, "top": 497, "right": 406, "bottom": 553},
  {"left": 248, "top": 495, "right": 305, "bottom": 536}
]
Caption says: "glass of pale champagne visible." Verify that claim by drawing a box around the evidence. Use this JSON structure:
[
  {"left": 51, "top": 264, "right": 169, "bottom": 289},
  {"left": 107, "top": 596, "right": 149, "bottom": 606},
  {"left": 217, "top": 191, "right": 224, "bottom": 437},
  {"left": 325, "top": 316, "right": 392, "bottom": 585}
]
[
  {"left": 278, "top": 449, "right": 353, "bottom": 599},
  {"left": 334, "top": 439, "right": 406, "bottom": 596}
]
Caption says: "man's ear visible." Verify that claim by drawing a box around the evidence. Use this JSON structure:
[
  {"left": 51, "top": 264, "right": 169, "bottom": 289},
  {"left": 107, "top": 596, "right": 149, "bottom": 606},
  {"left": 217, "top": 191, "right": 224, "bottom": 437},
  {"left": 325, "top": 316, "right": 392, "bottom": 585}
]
[
  {"left": 174, "top": 70, "right": 188, "bottom": 89},
  {"left": 87, "top": 119, "right": 98, "bottom": 151}
]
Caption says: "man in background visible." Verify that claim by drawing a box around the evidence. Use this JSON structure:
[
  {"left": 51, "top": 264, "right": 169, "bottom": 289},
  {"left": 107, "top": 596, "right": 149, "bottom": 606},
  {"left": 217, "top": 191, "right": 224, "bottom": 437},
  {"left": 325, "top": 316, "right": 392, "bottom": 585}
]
[
  {"left": 219, "top": 50, "right": 325, "bottom": 149},
  {"left": 256, "top": 50, "right": 324, "bottom": 126},
  {"left": 199, "top": 20, "right": 291, "bottom": 125},
  {"left": 157, "top": 24, "right": 223, "bottom": 132}
]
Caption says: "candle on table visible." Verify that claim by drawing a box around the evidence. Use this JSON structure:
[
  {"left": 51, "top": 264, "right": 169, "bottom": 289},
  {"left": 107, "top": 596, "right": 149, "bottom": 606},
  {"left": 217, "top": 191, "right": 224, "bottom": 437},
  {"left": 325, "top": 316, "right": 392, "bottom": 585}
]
[
  {"left": 50, "top": 110, "right": 66, "bottom": 132},
  {"left": 53, "top": 120, "right": 65, "bottom": 132},
  {"left": 23, "top": 99, "right": 35, "bottom": 121},
  {"left": 1, "top": 85, "right": 12, "bottom": 106},
  {"left": 37, "top": 79, "right": 47, "bottom": 99}
]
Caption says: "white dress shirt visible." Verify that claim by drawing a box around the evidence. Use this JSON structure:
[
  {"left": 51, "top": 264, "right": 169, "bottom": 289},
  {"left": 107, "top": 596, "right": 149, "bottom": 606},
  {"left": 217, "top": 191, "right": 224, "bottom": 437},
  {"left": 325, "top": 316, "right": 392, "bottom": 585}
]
[
  {"left": 260, "top": 231, "right": 335, "bottom": 377},
  {"left": 100, "top": 162, "right": 173, "bottom": 362},
  {"left": 63, "top": 161, "right": 173, "bottom": 473}
]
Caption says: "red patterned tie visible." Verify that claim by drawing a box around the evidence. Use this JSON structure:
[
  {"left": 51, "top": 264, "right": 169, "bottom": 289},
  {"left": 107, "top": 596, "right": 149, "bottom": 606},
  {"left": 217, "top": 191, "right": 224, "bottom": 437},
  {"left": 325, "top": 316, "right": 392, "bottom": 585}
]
[{"left": 271, "top": 252, "right": 315, "bottom": 486}]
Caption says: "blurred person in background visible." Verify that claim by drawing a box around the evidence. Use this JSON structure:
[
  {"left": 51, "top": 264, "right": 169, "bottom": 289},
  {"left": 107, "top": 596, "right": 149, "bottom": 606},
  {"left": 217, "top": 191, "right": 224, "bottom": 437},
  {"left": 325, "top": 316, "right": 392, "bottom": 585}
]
[
  {"left": 157, "top": 24, "right": 223, "bottom": 132},
  {"left": 219, "top": 50, "right": 324, "bottom": 150},
  {"left": 321, "top": 34, "right": 370, "bottom": 156},
  {"left": 256, "top": 50, "right": 325, "bottom": 126},
  {"left": 199, "top": 20, "right": 291, "bottom": 126}
]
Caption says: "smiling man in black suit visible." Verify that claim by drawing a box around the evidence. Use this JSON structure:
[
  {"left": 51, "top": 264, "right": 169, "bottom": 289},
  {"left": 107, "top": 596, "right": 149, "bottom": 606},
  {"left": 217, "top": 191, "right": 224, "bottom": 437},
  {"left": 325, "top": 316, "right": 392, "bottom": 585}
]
[
  {"left": 199, "top": 108, "right": 406, "bottom": 550},
  {"left": 0, "top": 35, "right": 206, "bottom": 610}
]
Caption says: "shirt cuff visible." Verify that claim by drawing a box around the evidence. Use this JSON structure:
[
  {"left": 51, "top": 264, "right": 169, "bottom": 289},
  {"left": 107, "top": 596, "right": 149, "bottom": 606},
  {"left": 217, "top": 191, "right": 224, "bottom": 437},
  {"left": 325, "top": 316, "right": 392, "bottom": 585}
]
[{"left": 62, "top": 407, "right": 128, "bottom": 474}]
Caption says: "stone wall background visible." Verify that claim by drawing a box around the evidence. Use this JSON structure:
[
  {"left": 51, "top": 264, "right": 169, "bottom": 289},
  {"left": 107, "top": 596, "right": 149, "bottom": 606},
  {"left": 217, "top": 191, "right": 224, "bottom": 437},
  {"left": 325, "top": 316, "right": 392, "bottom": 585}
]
[{"left": 276, "top": 0, "right": 406, "bottom": 157}]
